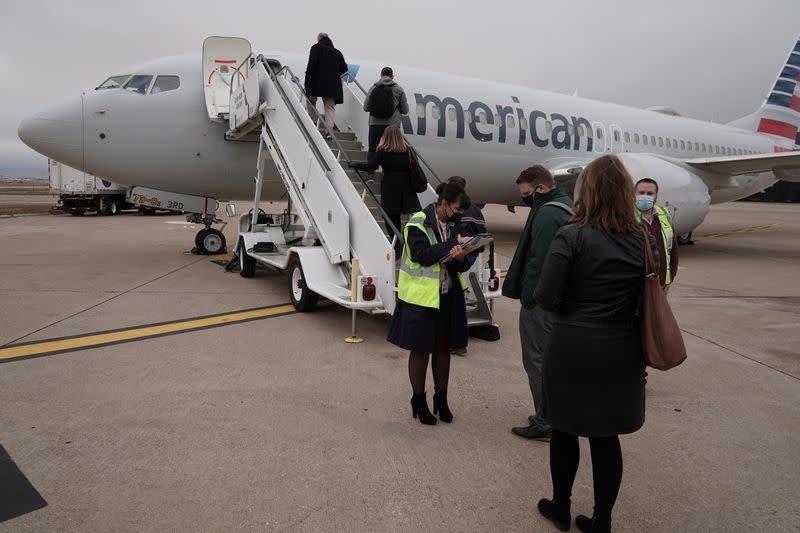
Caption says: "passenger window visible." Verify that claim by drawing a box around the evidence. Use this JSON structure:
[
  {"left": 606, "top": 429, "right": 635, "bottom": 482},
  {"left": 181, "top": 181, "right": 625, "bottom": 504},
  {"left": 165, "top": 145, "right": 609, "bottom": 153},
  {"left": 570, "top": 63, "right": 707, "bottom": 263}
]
[
  {"left": 479, "top": 112, "right": 488, "bottom": 125},
  {"left": 651, "top": 136, "right": 656, "bottom": 145},
  {"left": 431, "top": 107, "right": 441, "bottom": 120},
  {"left": 494, "top": 113, "right": 502, "bottom": 125},
  {"left": 96, "top": 75, "right": 131, "bottom": 90},
  {"left": 624, "top": 132, "right": 630, "bottom": 143},
  {"left": 613, "top": 130, "right": 620, "bottom": 142},
  {"left": 643, "top": 135, "right": 648, "bottom": 145},
  {"left": 694, "top": 142, "right": 699, "bottom": 151},
  {"left": 463, "top": 110, "right": 472, "bottom": 124},
  {"left": 507, "top": 115, "right": 516, "bottom": 128},
  {"left": 596, "top": 127, "right": 603, "bottom": 139},
  {"left": 545, "top": 121, "right": 553, "bottom": 133},
  {"left": 680, "top": 140, "right": 685, "bottom": 150},
  {"left": 518, "top": 116, "right": 527, "bottom": 130},
  {"left": 447, "top": 108, "right": 456, "bottom": 122},
  {"left": 673, "top": 138, "right": 678, "bottom": 148},
  {"left": 416, "top": 103, "right": 426, "bottom": 117},
  {"left": 634, "top": 133, "right": 640, "bottom": 144},
  {"left": 577, "top": 125, "right": 585, "bottom": 137},
  {"left": 568, "top": 124, "right": 575, "bottom": 136},
  {"left": 151, "top": 75, "right": 180, "bottom": 94},
  {"left": 666, "top": 138, "right": 671, "bottom": 148},
  {"left": 658, "top": 137, "right": 664, "bottom": 147},
  {"left": 701, "top": 143, "right": 706, "bottom": 152},
  {"left": 687, "top": 142, "right": 692, "bottom": 152},
  {"left": 715, "top": 145, "right": 720, "bottom": 154},
  {"left": 586, "top": 127, "right": 593, "bottom": 139},
  {"left": 123, "top": 75, "right": 153, "bottom": 94}
]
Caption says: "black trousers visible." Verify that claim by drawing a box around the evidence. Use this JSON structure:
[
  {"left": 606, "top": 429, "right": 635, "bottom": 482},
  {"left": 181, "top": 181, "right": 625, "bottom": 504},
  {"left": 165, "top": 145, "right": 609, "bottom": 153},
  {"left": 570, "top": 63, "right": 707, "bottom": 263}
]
[
  {"left": 368, "top": 124, "right": 389, "bottom": 157},
  {"left": 550, "top": 429, "right": 622, "bottom": 529}
]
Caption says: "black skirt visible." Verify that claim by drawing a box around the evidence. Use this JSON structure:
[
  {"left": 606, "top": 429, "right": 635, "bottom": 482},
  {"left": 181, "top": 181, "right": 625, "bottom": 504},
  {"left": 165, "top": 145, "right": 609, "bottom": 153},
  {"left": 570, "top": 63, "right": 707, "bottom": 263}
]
[
  {"left": 542, "top": 323, "right": 646, "bottom": 438},
  {"left": 387, "top": 289, "right": 467, "bottom": 353}
]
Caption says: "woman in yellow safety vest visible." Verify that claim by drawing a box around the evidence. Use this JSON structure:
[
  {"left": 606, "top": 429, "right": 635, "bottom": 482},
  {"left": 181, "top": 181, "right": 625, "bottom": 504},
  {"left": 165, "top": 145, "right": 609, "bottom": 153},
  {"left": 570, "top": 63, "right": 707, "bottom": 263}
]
[{"left": 387, "top": 182, "right": 474, "bottom": 426}]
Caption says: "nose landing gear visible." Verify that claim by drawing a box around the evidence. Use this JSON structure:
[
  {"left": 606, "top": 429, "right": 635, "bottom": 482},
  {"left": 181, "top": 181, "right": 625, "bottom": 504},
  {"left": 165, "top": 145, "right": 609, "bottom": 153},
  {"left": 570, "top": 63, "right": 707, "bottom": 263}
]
[{"left": 188, "top": 212, "right": 228, "bottom": 255}]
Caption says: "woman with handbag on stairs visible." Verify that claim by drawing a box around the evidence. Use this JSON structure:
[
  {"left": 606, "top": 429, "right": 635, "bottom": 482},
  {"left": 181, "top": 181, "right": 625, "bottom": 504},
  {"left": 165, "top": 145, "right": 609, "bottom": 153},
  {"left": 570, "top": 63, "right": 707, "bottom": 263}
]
[
  {"left": 350, "top": 125, "right": 424, "bottom": 255},
  {"left": 532, "top": 155, "right": 660, "bottom": 533}
]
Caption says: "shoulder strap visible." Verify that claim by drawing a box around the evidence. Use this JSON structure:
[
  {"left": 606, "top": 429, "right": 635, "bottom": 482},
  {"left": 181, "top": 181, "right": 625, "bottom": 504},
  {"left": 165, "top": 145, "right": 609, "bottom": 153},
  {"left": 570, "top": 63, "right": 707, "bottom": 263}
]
[{"left": 542, "top": 201, "right": 574, "bottom": 216}]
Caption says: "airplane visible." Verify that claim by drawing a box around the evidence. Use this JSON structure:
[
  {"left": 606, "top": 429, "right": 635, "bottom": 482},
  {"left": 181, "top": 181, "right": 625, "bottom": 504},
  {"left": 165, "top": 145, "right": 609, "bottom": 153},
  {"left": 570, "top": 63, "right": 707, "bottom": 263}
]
[{"left": 18, "top": 35, "right": 800, "bottom": 255}]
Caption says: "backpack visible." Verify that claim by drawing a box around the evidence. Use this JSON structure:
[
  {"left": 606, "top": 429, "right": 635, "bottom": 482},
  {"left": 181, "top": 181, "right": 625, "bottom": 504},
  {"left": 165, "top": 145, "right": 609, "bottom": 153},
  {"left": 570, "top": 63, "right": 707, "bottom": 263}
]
[
  {"left": 369, "top": 85, "right": 396, "bottom": 119},
  {"left": 542, "top": 201, "right": 574, "bottom": 216}
]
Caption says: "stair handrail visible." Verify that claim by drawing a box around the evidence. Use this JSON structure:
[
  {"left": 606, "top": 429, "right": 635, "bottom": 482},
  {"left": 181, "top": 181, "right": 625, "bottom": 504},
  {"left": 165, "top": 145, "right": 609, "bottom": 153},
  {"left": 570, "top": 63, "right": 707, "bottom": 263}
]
[
  {"left": 263, "top": 58, "right": 404, "bottom": 249},
  {"left": 348, "top": 77, "right": 443, "bottom": 186}
]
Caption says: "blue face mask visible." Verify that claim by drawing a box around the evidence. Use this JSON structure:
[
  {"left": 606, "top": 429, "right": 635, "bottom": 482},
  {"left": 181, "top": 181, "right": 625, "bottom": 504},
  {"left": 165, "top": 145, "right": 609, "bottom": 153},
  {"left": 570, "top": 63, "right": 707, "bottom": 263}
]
[{"left": 636, "top": 195, "right": 655, "bottom": 212}]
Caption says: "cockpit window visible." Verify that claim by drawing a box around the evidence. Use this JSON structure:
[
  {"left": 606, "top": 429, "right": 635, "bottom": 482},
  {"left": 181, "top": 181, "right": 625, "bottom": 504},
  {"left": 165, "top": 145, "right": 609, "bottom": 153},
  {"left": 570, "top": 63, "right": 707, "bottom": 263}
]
[
  {"left": 96, "top": 75, "right": 131, "bottom": 90},
  {"left": 123, "top": 75, "right": 154, "bottom": 95},
  {"left": 151, "top": 75, "right": 180, "bottom": 94}
]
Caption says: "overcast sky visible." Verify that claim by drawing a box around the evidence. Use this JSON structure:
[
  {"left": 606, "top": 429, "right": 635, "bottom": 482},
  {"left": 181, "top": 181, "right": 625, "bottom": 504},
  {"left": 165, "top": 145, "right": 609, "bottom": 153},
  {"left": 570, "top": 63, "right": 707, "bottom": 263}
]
[{"left": 1, "top": 0, "right": 798, "bottom": 178}]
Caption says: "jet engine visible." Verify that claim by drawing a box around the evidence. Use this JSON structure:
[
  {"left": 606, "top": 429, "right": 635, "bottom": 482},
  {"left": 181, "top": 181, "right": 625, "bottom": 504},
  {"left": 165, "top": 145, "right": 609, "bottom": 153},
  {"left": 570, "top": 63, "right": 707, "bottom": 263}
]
[{"left": 574, "top": 153, "right": 711, "bottom": 237}]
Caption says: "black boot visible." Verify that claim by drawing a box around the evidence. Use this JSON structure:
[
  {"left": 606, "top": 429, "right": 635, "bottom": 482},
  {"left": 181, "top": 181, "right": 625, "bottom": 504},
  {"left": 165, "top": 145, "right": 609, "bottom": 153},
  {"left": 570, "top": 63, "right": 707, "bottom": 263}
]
[
  {"left": 410, "top": 393, "right": 437, "bottom": 425},
  {"left": 576, "top": 514, "right": 610, "bottom": 533},
  {"left": 432, "top": 390, "right": 453, "bottom": 423},
  {"left": 537, "top": 498, "right": 571, "bottom": 532}
]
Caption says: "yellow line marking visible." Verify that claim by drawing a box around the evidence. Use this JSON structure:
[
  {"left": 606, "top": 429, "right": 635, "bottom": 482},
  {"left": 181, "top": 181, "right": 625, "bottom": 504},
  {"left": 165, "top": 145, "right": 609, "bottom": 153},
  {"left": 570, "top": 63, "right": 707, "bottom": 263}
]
[
  {"left": 702, "top": 223, "right": 779, "bottom": 238},
  {"left": 0, "top": 304, "right": 296, "bottom": 361}
]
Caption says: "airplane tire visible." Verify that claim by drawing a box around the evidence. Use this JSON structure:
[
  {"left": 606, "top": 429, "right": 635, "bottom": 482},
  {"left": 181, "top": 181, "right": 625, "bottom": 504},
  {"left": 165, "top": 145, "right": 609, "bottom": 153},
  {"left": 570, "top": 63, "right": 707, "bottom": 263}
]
[
  {"left": 678, "top": 232, "right": 694, "bottom": 245},
  {"left": 196, "top": 228, "right": 227, "bottom": 255},
  {"left": 288, "top": 256, "right": 318, "bottom": 312},
  {"left": 238, "top": 238, "right": 256, "bottom": 278}
]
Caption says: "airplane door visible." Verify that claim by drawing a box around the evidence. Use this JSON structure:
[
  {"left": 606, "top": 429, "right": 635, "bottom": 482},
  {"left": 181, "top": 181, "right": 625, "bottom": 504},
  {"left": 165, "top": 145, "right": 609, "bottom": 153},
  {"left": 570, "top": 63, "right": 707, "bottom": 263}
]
[
  {"left": 592, "top": 122, "right": 606, "bottom": 153},
  {"left": 203, "top": 36, "right": 252, "bottom": 121},
  {"left": 610, "top": 124, "right": 623, "bottom": 153}
]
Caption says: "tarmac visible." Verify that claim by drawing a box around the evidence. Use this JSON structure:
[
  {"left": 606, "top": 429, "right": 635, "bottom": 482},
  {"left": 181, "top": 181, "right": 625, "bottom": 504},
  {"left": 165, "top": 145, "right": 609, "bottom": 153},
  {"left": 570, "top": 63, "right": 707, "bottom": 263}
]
[{"left": 0, "top": 201, "right": 798, "bottom": 532}]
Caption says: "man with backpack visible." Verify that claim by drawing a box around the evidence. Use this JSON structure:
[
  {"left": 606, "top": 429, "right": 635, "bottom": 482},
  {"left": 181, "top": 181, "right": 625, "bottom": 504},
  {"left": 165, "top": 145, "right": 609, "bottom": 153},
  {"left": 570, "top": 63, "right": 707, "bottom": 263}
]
[
  {"left": 362, "top": 67, "right": 409, "bottom": 158},
  {"left": 502, "top": 166, "right": 573, "bottom": 440}
]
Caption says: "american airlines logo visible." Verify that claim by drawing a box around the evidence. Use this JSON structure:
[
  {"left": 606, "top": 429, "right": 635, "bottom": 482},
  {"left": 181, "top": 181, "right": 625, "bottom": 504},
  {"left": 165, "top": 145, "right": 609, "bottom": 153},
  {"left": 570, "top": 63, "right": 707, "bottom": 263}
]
[{"left": 398, "top": 93, "right": 595, "bottom": 152}]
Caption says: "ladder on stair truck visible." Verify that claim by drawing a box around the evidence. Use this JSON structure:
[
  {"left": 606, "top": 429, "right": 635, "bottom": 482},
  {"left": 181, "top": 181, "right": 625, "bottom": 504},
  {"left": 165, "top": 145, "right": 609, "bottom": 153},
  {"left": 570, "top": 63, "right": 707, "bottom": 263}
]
[{"left": 203, "top": 36, "right": 499, "bottom": 335}]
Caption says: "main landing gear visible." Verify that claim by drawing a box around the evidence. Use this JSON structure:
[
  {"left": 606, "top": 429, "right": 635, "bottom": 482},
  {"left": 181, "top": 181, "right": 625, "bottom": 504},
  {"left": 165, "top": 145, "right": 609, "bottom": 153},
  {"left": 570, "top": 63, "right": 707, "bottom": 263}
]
[{"left": 188, "top": 212, "right": 227, "bottom": 255}]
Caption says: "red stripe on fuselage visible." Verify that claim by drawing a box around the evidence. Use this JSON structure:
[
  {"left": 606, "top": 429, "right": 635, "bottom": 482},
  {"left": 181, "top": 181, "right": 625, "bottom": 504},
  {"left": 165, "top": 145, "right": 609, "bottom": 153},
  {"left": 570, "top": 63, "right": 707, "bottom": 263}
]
[
  {"left": 214, "top": 59, "right": 237, "bottom": 64},
  {"left": 774, "top": 146, "right": 793, "bottom": 152},
  {"left": 758, "top": 118, "right": 798, "bottom": 139},
  {"left": 791, "top": 96, "right": 800, "bottom": 112}
]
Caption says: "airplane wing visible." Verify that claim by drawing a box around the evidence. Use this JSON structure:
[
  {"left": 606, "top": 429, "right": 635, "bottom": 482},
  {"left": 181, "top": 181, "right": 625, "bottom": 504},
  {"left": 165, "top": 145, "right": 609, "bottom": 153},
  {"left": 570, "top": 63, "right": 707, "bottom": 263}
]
[{"left": 685, "top": 151, "right": 800, "bottom": 180}]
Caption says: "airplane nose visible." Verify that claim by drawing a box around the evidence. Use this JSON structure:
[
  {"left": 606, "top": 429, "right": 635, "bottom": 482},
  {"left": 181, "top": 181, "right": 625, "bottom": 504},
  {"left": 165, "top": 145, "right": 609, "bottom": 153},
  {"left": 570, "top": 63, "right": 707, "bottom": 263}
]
[{"left": 18, "top": 96, "right": 84, "bottom": 169}]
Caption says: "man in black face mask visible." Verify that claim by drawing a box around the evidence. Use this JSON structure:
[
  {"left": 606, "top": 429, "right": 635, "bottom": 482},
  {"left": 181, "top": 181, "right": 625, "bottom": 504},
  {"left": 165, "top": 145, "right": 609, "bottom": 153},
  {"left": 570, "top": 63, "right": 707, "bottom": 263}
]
[{"left": 502, "top": 165, "right": 573, "bottom": 440}]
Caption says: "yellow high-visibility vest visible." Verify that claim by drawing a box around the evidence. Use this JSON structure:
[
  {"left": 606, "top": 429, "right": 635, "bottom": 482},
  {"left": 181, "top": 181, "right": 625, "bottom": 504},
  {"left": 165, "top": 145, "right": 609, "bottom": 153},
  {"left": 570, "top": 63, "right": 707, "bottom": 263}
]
[
  {"left": 398, "top": 211, "right": 468, "bottom": 309},
  {"left": 642, "top": 205, "right": 675, "bottom": 285}
]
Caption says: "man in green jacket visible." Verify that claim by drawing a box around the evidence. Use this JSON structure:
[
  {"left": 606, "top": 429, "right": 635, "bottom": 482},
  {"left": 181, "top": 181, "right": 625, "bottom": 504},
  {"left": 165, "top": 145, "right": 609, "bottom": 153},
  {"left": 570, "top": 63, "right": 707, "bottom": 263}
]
[{"left": 502, "top": 166, "right": 573, "bottom": 439}]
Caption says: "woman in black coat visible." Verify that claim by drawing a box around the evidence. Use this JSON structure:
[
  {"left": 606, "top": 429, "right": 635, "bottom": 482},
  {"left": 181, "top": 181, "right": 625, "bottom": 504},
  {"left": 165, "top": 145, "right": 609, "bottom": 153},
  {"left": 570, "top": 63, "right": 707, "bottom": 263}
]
[
  {"left": 533, "top": 155, "right": 659, "bottom": 533},
  {"left": 387, "top": 183, "right": 474, "bottom": 426},
  {"left": 351, "top": 125, "right": 421, "bottom": 250}
]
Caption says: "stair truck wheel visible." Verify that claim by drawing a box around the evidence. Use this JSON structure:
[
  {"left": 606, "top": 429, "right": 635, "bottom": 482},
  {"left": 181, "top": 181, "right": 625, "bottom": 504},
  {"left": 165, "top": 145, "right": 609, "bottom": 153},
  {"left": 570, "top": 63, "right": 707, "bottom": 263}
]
[
  {"left": 288, "top": 256, "right": 319, "bottom": 312},
  {"left": 238, "top": 238, "right": 256, "bottom": 278},
  {"left": 107, "top": 198, "right": 119, "bottom": 216},
  {"left": 196, "top": 228, "right": 226, "bottom": 255}
]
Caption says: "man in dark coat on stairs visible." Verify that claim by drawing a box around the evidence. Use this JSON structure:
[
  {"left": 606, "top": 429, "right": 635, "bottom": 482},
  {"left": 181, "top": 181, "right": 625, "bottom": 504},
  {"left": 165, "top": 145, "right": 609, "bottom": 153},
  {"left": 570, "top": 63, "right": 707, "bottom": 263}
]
[{"left": 304, "top": 33, "right": 348, "bottom": 132}]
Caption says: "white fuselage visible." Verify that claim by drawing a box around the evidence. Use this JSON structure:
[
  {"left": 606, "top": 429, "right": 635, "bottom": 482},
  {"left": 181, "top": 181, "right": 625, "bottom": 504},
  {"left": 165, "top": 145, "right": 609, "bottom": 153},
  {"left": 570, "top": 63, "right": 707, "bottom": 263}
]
[{"left": 19, "top": 53, "right": 781, "bottom": 236}]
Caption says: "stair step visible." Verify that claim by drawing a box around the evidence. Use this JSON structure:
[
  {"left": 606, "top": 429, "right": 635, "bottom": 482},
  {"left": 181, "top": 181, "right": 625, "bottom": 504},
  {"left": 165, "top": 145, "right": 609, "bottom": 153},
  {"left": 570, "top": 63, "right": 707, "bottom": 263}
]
[
  {"left": 326, "top": 139, "right": 362, "bottom": 151},
  {"left": 331, "top": 130, "right": 357, "bottom": 141}
]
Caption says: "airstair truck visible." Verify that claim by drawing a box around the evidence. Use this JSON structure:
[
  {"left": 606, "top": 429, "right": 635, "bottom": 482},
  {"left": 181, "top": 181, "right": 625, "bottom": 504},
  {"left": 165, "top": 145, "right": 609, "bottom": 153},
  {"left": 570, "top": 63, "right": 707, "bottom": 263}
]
[
  {"left": 49, "top": 159, "right": 133, "bottom": 215},
  {"left": 203, "top": 36, "right": 501, "bottom": 336}
]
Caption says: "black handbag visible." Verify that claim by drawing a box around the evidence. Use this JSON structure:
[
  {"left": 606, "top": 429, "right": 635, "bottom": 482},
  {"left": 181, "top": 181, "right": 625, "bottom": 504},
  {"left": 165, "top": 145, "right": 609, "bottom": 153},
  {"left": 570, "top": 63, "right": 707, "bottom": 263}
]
[{"left": 408, "top": 150, "right": 428, "bottom": 193}]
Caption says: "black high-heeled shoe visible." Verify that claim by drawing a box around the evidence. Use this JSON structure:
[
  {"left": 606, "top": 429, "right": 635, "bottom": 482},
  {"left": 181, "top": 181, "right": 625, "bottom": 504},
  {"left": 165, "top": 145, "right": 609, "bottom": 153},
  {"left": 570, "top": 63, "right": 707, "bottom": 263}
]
[
  {"left": 576, "top": 514, "right": 610, "bottom": 533},
  {"left": 432, "top": 390, "right": 453, "bottom": 423},
  {"left": 410, "top": 393, "right": 437, "bottom": 425},
  {"left": 537, "top": 498, "right": 571, "bottom": 532}
]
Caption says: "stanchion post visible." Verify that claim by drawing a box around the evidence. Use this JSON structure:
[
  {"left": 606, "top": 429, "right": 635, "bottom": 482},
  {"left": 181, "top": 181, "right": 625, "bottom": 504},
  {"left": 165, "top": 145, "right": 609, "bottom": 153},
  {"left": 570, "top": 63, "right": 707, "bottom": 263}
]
[{"left": 345, "top": 257, "right": 364, "bottom": 344}]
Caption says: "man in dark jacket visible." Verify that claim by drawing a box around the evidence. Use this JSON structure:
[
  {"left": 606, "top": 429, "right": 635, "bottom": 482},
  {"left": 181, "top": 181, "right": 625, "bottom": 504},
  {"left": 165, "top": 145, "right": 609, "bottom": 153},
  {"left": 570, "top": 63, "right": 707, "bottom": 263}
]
[
  {"left": 363, "top": 66, "right": 410, "bottom": 158},
  {"left": 502, "top": 166, "right": 573, "bottom": 439},
  {"left": 304, "top": 33, "right": 348, "bottom": 131}
]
